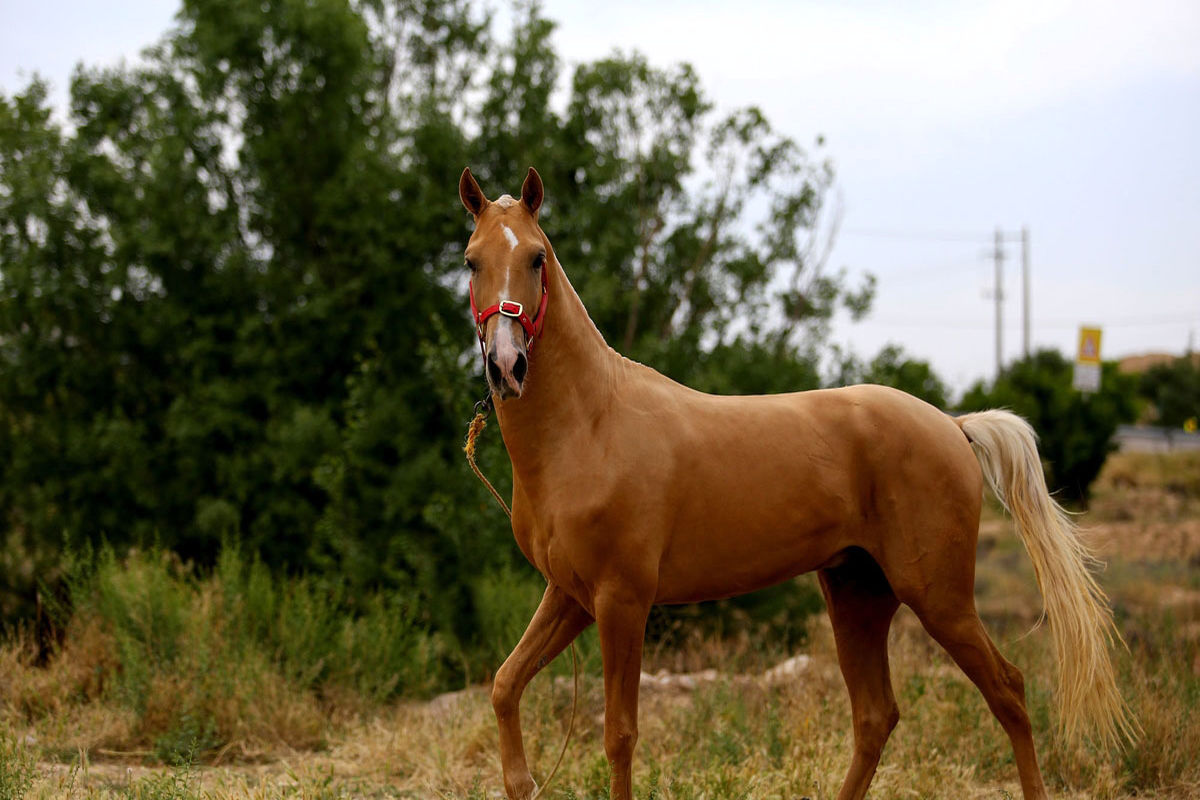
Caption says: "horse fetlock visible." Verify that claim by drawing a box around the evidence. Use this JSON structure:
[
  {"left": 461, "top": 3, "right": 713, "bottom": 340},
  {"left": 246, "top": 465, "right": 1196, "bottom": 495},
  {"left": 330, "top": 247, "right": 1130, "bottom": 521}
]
[{"left": 504, "top": 773, "right": 537, "bottom": 800}]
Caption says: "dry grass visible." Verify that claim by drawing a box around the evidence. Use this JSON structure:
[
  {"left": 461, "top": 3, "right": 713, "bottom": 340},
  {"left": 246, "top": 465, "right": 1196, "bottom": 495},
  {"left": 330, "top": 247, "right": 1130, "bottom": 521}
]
[{"left": 4, "top": 450, "right": 1200, "bottom": 799}]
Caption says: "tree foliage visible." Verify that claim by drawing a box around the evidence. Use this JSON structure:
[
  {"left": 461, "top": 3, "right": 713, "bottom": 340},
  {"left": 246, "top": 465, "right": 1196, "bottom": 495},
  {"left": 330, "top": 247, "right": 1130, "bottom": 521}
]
[
  {"left": 833, "top": 344, "right": 949, "bottom": 409},
  {"left": 1138, "top": 355, "right": 1200, "bottom": 429},
  {"left": 958, "top": 350, "right": 1139, "bottom": 503},
  {"left": 0, "top": 0, "right": 873, "bottom": 655}
]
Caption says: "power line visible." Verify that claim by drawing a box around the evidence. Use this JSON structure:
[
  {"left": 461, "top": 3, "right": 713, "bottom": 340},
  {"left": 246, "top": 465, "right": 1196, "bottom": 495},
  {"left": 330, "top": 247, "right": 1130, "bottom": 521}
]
[
  {"left": 846, "top": 225, "right": 1193, "bottom": 364},
  {"left": 1037, "top": 312, "right": 1200, "bottom": 328},
  {"left": 871, "top": 259, "right": 977, "bottom": 280},
  {"left": 859, "top": 318, "right": 995, "bottom": 330},
  {"left": 844, "top": 224, "right": 1030, "bottom": 376},
  {"left": 858, "top": 313, "right": 1198, "bottom": 331},
  {"left": 842, "top": 227, "right": 994, "bottom": 243}
]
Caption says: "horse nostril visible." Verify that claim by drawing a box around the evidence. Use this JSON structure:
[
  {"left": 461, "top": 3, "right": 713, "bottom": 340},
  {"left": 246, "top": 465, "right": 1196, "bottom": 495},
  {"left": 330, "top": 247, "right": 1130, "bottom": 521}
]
[
  {"left": 487, "top": 353, "right": 503, "bottom": 388},
  {"left": 512, "top": 352, "right": 528, "bottom": 385}
]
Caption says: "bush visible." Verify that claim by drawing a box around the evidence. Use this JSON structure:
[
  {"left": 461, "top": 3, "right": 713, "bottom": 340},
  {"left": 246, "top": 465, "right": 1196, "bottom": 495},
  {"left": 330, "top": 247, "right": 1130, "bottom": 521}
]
[
  {"left": 1138, "top": 355, "right": 1200, "bottom": 428},
  {"left": 959, "top": 350, "right": 1139, "bottom": 503},
  {"left": 30, "top": 543, "right": 451, "bottom": 756},
  {"left": 834, "top": 343, "right": 950, "bottom": 408}
]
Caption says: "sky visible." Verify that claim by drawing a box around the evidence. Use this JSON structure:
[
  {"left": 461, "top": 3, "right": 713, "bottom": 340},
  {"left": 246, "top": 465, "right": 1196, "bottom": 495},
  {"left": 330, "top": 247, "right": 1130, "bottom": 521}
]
[{"left": 2, "top": 0, "right": 1198, "bottom": 393}]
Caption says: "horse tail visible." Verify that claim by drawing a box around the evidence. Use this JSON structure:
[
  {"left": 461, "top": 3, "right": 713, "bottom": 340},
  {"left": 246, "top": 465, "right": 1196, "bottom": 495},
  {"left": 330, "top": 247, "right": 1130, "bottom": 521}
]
[{"left": 955, "top": 409, "right": 1138, "bottom": 749}]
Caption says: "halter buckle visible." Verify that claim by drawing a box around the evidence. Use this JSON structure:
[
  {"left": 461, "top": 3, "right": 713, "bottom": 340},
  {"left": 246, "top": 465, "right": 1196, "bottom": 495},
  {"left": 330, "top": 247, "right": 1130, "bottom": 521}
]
[{"left": 498, "top": 300, "right": 524, "bottom": 318}]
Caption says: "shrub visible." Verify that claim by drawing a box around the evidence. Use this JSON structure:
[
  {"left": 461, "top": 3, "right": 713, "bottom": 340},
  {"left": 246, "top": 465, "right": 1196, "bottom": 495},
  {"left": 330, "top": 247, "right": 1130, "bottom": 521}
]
[
  {"left": 1138, "top": 355, "right": 1200, "bottom": 428},
  {"left": 32, "top": 543, "right": 448, "bottom": 756}
]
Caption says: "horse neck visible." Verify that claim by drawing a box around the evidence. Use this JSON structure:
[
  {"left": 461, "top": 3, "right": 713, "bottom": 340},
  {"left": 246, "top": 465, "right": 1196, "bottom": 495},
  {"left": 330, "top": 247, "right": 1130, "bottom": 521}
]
[{"left": 493, "top": 255, "right": 615, "bottom": 464}]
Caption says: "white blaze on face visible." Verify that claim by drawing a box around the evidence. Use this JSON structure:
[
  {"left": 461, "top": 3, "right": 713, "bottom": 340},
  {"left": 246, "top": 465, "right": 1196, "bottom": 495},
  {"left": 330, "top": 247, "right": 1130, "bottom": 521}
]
[{"left": 501, "top": 224, "right": 519, "bottom": 251}]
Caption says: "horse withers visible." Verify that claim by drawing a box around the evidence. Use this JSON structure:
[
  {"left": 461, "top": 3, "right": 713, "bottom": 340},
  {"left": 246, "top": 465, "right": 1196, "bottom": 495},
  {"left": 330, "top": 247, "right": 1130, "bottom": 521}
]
[{"left": 458, "top": 166, "right": 1134, "bottom": 800}]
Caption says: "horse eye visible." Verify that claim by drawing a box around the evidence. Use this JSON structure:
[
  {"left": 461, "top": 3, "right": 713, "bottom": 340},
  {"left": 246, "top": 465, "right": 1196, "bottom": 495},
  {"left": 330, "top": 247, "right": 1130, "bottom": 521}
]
[
  {"left": 465, "top": 258, "right": 477, "bottom": 272},
  {"left": 533, "top": 253, "right": 546, "bottom": 270}
]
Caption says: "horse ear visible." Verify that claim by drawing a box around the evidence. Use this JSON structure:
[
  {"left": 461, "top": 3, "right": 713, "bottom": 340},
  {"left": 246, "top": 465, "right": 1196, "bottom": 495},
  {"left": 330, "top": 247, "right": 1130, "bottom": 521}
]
[
  {"left": 521, "top": 167, "right": 543, "bottom": 216},
  {"left": 459, "top": 168, "right": 489, "bottom": 217}
]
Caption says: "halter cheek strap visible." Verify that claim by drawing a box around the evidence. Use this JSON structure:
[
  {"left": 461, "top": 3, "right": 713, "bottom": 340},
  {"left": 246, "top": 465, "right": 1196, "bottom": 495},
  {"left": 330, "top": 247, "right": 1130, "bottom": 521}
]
[{"left": 469, "top": 265, "right": 549, "bottom": 349}]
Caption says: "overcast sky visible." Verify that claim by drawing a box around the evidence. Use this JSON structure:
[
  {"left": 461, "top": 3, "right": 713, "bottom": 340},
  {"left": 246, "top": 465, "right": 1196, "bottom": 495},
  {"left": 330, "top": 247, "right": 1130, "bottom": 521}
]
[{"left": 3, "top": 0, "right": 1197, "bottom": 392}]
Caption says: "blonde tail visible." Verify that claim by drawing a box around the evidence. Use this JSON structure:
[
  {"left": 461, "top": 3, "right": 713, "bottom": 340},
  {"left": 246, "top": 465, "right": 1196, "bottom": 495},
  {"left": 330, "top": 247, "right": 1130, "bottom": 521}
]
[{"left": 956, "top": 409, "right": 1139, "bottom": 749}]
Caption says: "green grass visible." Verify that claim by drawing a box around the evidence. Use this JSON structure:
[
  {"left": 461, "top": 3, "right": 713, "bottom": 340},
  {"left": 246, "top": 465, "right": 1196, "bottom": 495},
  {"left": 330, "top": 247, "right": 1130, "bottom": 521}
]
[
  {"left": 10, "top": 542, "right": 451, "bottom": 761},
  {"left": 0, "top": 734, "right": 36, "bottom": 800},
  {"left": 4, "top": 449, "right": 1199, "bottom": 798}
]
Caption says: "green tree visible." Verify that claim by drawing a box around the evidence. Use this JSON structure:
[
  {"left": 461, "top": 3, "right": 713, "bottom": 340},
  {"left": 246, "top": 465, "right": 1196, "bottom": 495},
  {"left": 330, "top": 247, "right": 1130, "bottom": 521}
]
[
  {"left": 1139, "top": 355, "right": 1200, "bottom": 429},
  {"left": 471, "top": 5, "right": 872, "bottom": 395},
  {"left": 558, "top": 58, "right": 874, "bottom": 394},
  {"left": 958, "top": 350, "right": 1139, "bottom": 503},
  {"left": 0, "top": 0, "right": 871, "bottom": 668},
  {"left": 834, "top": 344, "right": 950, "bottom": 408},
  {"left": 0, "top": 0, "right": 492, "bottom": 633}
]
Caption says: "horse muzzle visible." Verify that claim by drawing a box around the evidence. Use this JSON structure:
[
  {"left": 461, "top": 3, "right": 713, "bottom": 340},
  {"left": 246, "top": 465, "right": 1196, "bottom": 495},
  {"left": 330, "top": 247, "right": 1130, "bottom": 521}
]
[{"left": 485, "top": 320, "right": 528, "bottom": 399}]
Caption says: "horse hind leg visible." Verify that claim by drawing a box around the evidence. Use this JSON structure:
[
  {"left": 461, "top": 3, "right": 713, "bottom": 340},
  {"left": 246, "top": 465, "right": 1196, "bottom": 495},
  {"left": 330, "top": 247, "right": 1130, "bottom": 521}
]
[
  {"left": 819, "top": 550, "right": 902, "bottom": 800},
  {"left": 908, "top": 589, "right": 1049, "bottom": 800}
]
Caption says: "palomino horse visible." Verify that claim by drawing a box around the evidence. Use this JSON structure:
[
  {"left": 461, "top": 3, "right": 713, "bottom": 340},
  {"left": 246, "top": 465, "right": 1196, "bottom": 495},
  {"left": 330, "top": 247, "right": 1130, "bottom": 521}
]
[{"left": 459, "top": 167, "right": 1133, "bottom": 800}]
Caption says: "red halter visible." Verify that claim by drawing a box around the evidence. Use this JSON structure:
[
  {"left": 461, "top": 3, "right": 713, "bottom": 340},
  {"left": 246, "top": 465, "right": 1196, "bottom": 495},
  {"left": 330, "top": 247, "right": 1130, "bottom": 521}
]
[{"left": 469, "top": 265, "right": 549, "bottom": 348}]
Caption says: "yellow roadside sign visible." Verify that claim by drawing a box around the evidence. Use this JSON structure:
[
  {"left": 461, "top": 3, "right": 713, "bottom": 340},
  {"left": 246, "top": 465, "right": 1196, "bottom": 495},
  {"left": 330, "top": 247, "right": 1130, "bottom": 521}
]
[
  {"left": 1077, "top": 326, "right": 1102, "bottom": 365},
  {"left": 1073, "top": 325, "right": 1103, "bottom": 393}
]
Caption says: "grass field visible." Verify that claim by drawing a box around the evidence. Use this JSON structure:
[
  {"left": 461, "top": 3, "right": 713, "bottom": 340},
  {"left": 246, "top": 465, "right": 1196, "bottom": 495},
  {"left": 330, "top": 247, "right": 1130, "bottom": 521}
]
[{"left": 3, "top": 450, "right": 1199, "bottom": 799}]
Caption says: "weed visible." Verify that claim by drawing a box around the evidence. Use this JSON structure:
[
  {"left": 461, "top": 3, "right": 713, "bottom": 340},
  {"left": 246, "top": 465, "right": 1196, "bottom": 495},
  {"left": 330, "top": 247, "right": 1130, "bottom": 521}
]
[
  {"left": 642, "top": 765, "right": 662, "bottom": 800},
  {"left": 0, "top": 734, "right": 36, "bottom": 800},
  {"left": 153, "top": 713, "right": 218, "bottom": 767},
  {"left": 120, "top": 766, "right": 201, "bottom": 800},
  {"left": 764, "top": 701, "right": 785, "bottom": 767},
  {"left": 464, "top": 776, "right": 487, "bottom": 800}
]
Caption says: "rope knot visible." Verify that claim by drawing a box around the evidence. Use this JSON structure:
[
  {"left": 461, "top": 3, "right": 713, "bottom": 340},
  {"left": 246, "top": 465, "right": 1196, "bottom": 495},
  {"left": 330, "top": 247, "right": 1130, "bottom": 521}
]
[{"left": 464, "top": 411, "right": 488, "bottom": 460}]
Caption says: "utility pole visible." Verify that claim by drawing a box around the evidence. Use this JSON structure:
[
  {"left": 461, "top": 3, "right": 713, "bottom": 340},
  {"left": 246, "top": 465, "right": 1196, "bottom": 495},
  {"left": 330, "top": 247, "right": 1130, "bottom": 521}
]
[
  {"left": 994, "top": 228, "right": 1004, "bottom": 379},
  {"left": 1021, "top": 226, "right": 1030, "bottom": 358}
]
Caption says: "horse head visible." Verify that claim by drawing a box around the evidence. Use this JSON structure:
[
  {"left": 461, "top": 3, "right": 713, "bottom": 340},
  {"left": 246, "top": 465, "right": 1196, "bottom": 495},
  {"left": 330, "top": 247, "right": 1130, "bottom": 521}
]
[{"left": 459, "top": 166, "right": 549, "bottom": 399}]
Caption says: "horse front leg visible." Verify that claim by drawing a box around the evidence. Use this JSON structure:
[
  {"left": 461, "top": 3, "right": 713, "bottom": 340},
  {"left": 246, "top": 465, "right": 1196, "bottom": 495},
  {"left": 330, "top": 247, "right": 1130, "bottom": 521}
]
[
  {"left": 493, "top": 583, "right": 594, "bottom": 800},
  {"left": 595, "top": 586, "right": 653, "bottom": 800}
]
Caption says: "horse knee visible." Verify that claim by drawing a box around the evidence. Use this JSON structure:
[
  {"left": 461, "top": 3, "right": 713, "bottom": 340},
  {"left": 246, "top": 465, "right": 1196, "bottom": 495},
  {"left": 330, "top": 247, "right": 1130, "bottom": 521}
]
[
  {"left": 604, "top": 723, "right": 638, "bottom": 765},
  {"left": 492, "top": 669, "right": 519, "bottom": 720}
]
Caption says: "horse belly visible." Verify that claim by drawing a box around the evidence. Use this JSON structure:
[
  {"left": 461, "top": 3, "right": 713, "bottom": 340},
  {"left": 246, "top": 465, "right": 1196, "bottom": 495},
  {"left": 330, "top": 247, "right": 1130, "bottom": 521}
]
[{"left": 652, "top": 465, "right": 854, "bottom": 604}]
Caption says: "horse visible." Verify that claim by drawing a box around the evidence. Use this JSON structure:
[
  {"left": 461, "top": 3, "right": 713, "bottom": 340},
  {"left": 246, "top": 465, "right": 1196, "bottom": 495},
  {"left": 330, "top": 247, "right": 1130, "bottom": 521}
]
[{"left": 457, "top": 166, "right": 1134, "bottom": 800}]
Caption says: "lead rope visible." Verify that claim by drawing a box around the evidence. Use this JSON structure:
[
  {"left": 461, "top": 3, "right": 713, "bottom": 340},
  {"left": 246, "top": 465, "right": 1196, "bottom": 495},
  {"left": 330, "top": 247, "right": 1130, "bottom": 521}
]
[
  {"left": 464, "top": 398, "right": 512, "bottom": 518},
  {"left": 464, "top": 397, "right": 579, "bottom": 800}
]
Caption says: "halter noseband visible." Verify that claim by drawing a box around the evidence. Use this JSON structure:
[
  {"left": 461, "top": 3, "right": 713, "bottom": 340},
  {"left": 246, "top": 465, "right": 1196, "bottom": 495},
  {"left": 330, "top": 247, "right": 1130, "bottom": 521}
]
[{"left": 469, "top": 264, "right": 549, "bottom": 349}]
